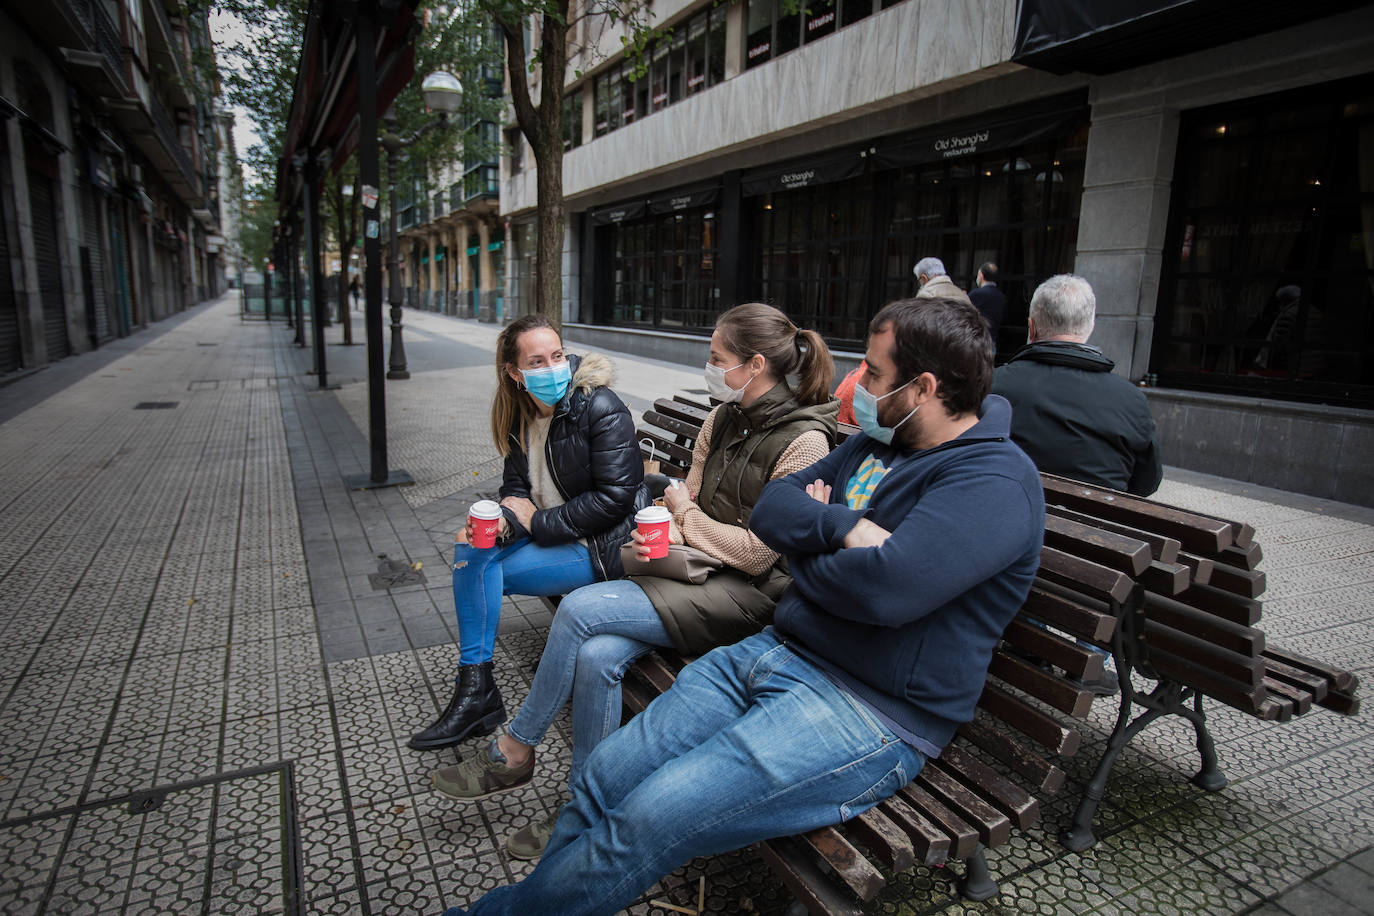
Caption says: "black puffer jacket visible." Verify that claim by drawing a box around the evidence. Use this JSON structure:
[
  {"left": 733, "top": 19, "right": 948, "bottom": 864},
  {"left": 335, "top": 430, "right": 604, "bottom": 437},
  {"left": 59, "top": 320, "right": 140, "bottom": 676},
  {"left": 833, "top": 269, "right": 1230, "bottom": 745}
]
[{"left": 499, "top": 352, "right": 649, "bottom": 580}]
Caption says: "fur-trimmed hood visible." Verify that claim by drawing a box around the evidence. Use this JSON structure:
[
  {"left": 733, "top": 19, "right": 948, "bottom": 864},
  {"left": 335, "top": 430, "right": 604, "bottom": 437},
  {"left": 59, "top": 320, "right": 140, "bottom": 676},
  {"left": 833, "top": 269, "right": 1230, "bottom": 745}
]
[{"left": 569, "top": 352, "right": 615, "bottom": 394}]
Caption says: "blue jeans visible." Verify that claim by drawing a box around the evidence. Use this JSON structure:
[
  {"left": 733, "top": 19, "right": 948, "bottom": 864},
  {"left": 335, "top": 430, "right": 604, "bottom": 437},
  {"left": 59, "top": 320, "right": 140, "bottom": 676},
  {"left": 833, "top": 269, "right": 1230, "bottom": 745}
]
[
  {"left": 456, "top": 628, "right": 926, "bottom": 916},
  {"left": 506, "top": 580, "right": 673, "bottom": 785},
  {"left": 452, "top": 539, "right": 596, "bottom": 666}
]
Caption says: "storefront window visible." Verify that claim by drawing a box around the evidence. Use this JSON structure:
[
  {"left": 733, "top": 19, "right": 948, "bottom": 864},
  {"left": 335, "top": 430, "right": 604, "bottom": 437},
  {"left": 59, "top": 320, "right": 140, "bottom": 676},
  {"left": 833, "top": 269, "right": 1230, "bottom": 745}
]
[
  {"left": 1154, "top": 76, "right": 1374, "bottom": 408},
  {"left": 603, "top": 201, "right": 720, "bottom": 329}
]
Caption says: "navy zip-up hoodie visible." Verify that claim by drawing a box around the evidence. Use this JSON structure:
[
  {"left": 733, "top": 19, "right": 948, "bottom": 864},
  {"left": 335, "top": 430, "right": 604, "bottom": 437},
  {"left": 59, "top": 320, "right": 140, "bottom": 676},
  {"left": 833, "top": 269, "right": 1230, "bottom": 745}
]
[{"left": 750, "top": 395, "right": 1044, "bottom": 755}]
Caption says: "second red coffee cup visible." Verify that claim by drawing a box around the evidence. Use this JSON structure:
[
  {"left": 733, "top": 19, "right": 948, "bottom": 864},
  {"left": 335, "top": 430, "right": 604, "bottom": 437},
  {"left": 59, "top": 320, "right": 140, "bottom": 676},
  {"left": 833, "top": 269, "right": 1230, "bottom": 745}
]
[
  {"left": 468, "top": 499, "right": 503, "bottom": 549},
  {"left": 635, "top": 506, "right": 672, "bottom": 559}
]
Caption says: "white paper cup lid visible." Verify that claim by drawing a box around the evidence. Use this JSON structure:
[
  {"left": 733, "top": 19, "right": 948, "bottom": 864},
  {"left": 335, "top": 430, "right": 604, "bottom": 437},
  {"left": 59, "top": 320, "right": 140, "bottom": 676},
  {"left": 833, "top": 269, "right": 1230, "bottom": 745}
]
[
  {"left": 635, "top": 506, "right": 672, "bottom": 524},
  {"left": 470, "top": 499, "right": 502, "bottom": 520}
]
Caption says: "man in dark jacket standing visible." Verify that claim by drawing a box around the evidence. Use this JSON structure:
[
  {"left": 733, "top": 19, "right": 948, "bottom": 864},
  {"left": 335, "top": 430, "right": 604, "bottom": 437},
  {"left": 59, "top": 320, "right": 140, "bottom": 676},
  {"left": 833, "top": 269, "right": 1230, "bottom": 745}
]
[
  {"left": 992, "top": 274, "right": 1163, "bottom": 496},
  {"left": 968, "top": 261, "right": 1006, "bottom": 332},
  {"left": 441, "top": 297, "right": 1045, "bottom": 916}
]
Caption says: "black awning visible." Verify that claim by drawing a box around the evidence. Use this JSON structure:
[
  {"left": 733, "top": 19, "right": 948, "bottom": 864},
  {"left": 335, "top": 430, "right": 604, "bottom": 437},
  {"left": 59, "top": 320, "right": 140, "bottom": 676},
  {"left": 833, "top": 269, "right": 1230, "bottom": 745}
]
[
  {"left": 590, "top": 201, "right": 647, "bottom": 225},
  {"left": 647, "top": 185, "right": 719, "bottom": 214},
  {"left": 741, "top": 149, "right": 865, "bottom": 197},
  {"left": 870, "top": 102, "right": 1086, "bottom": 171},
  {"left": 1012, "top": 0, "right": 1368, "bottom": 75}
]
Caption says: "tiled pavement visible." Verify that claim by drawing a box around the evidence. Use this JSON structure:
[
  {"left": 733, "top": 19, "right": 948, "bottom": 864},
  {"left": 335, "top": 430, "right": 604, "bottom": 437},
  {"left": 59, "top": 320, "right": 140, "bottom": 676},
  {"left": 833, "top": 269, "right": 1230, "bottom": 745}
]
[{"left": 0, "top": 293, "right": 1369, "bottom": 915}]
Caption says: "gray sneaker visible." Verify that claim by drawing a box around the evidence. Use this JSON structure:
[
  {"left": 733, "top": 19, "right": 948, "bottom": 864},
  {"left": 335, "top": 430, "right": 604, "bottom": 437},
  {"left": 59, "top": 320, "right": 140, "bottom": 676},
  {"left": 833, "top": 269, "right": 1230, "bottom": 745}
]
[
  {"left": 432, "top": 740, "right": 535, "bottom": 802},
  {"left": 507, "top": 812, "right": 557, "bottom": 861}
]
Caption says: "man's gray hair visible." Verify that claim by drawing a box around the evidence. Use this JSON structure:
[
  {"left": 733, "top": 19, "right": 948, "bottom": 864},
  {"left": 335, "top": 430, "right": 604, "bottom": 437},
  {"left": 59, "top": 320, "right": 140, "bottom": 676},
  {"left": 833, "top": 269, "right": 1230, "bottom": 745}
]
[
  {"left": 913, "top": 257, "right": 947, "bottom": 281},
  {"left": 1030, "top": 274, "right": 1096, "bottom": 340}
]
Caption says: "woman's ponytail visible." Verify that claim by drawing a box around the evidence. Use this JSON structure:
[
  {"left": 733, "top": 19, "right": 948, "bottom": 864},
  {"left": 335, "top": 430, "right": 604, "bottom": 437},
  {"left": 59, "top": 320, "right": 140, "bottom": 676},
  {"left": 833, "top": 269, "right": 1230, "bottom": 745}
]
[{"left": 794, "top": 328, "right": 834, "bottom": 406}]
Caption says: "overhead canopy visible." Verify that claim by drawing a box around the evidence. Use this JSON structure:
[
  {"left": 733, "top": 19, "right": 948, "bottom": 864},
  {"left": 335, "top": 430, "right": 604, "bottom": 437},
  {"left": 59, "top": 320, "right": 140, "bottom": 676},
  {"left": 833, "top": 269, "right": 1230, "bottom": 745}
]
[
  {"left": 276, "top": 0, "right": 420, "bottom": 210},
  {"left": 1011, "top": 0, "right": 1368, "bottom": 74}
]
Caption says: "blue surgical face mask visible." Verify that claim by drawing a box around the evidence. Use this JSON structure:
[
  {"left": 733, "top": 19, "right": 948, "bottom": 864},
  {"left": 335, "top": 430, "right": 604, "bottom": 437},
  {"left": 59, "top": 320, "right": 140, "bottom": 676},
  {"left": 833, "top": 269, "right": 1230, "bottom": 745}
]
[
  {"left": 521, "top": 361, "right": 572, "bottom": 406},
  {"left": 853, "top": 380, "right": 918, "bottom": 445}
]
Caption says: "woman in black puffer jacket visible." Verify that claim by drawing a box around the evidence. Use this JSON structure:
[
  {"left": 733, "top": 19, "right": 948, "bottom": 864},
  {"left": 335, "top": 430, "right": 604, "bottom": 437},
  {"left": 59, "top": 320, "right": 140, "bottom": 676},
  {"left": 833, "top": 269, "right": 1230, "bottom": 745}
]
[{"left": 409, "top": 314, "right": 647, "bottom": 751}]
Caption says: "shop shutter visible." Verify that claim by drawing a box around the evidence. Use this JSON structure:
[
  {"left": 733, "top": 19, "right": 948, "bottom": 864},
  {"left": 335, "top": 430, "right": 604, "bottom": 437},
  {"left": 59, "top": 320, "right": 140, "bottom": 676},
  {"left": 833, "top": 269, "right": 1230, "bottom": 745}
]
[
  {"left": 0, "top": 199, "right": 20, "bottom": 374},
  {"left": 81, "top": 188, "right": 110, "bottom": 342},
  {"left": 28, "top": 172, "right": 69, "bottom": 361}
]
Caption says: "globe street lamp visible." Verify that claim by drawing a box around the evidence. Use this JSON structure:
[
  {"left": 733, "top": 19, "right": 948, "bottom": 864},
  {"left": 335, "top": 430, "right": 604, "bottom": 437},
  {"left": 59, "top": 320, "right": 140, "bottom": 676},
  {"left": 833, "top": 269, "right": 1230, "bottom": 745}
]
[{"left": 381, "top": 70, "right": 462, "bottom": 380}]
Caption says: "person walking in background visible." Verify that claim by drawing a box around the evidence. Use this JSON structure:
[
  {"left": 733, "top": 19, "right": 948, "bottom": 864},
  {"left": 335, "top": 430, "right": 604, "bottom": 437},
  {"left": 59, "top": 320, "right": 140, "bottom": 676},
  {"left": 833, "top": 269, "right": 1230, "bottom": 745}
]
[
  {"left": 348, "top": 274, "right": 361, "bottom": 309},
  {"left": 409, "top": 314, "right": 648, "bottom": 752},
  {"left": 913, "top": 256, "right": 972, "bottom": 305},
  {"left": 991, "top": 274, "right": 1162, "bottom": 497},
  {"left": 429, "top": 303, "right": 839, "bottom": 861},
  {"left": 969, "top": 261, "right": 1006, "bottom": 333}
]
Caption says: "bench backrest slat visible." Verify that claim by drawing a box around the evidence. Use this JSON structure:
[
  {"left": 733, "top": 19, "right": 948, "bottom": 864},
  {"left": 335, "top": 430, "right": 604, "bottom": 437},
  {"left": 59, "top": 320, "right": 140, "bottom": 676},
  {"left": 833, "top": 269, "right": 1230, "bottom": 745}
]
[
  {"left": 1038, "top": 547, "right": 1134, "bottom": 604},
  {"left": 1141, "top": 592, "right": 1264, "bottom": 657},
  {"left": 1046, "top": 504, "right": 1182, "bottom": 563},
  {"left": 987, "top": 654, "right": 1095, "bottom": 718},
  {"left": 1042, "top": 475, "right": 1235, "bottom": 554},
  {"left": 977, "top": 681, "right": 1082, "bottom": 755},
  {"left": 1142, "top": 619, "right": 1264, "bottom": 688}
]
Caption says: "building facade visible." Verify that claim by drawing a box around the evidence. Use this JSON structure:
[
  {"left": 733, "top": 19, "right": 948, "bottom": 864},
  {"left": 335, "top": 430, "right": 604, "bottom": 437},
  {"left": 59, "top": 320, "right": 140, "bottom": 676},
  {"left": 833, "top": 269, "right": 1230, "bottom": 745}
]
[
  {"left": 499, "top": 0, "right": 1374, "bottom": 505},
  {"left": 0, "top": 0, "right": 222, "bottom": 378}
]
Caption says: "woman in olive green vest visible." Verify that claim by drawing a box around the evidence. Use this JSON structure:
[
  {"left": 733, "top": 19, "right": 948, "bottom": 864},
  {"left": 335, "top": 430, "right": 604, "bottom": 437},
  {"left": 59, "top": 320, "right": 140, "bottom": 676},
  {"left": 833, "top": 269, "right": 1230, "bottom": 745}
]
[{"left": 430, "top": 303, "right": 839, "bottom": 860}]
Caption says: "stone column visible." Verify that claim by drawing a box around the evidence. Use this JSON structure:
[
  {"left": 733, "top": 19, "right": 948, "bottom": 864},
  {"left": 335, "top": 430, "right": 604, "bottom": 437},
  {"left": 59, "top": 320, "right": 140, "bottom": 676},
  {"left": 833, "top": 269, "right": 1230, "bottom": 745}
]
[
  {"left": 477, "top": 219, "right": 493, "bottom": 322},
  {"left": 427, "top": 231, "right": 439, "bottom": 307},
  {"left": 1074, "top": 104, "right": 1179, "bottom": 381}
]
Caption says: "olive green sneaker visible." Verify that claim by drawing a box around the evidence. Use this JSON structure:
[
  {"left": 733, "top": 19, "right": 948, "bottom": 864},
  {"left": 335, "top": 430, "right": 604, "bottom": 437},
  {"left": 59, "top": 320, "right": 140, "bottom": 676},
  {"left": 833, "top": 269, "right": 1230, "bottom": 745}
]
[
  {"left": 432, "top": 739, "right": 535, "bottom": 802},
  {"left": 506, "top": 812, "right": 557, "bottom": 861}
]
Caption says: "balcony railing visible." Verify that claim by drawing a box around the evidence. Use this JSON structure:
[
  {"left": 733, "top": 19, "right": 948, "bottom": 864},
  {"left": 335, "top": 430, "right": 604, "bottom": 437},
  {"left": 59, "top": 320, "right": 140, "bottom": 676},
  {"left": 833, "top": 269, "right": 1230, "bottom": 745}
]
[
  {"left": 148, "top": 92, "right": 197, "bottom": 187},
  {"left": 90, "top": 0, "right": 124, "bottom": 82}
]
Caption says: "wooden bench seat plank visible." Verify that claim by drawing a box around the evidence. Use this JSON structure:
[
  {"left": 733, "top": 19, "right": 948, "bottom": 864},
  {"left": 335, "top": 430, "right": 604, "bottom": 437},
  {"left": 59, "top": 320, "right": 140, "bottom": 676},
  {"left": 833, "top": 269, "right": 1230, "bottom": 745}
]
[
  {"left": 1044, "top": 515, "right": 1152, "bottom": 577},
  {"left": 1262, "top": 677, "right": 1313, "bottom": 715},
  {"left": 1141, "top": 620, "right": 1263, "bottom": 688},
  {"left": 1141, "top": 592, "right": 1265, "bottom": 658},
  {"left": 756, "top": 838, "right": 866, "bottom": 916},
  {"left": 1146, "top": 649, "right": 1264, "bottom": 715},
  {"left": 672, "top": 393, "right": 714, "bottom": 412},
  {"left": 896, "top": 784, "right": 980, "bottom": 860},
  {"left": 1041, "top": 475, "right": 1235, "bottom": 554},
  {"left": 977, "top": 682, "right": 1082, "bottom": 755},
  {"left": 875, "top": 794, "right": 951, "bottom": 866},
  {"left": 1262, "top": 646, "right": 1358, "bottom": 693},
  {"left": 917, "top": 766, "right": 1012, "bottom": 847},
  {"left": 1175, "top": 583, "right": 1262, "bottom": 626},
  {"left": 957, "top": 720, "right": 1066, "bottom": 795},
  {"left": 1020, "top": 585, "right": 1116, "bottom": 643},
  {"left": 937, "top": 746, "right": 1038, "bottom": 829},
  {"left": 653, "top": 398, "right": 710, "bottom": 426},
  {"left": 1002, "top": 619, "right": 1105, "bottom": 680},
  {"left": 798, "top": 827, "right": 887, "bottom": 901},
  {"left": 1258, "top": 694, "right": 1293, "bottom": 722},
  {"left": 1261, "top": 658, "right": 1328, "bottom": 703},
  {"left": 1176, "top": 552, "right": 1214, "bottom": 587},
  {"left": 1218, "top": 542, "right": 1263, "bottom": 571},
  {"left": 987, "top": 654, "right": 1095, "bottom": 718},
  {"left": 1319, "top": 690, "right": 1360, "bottom": 716},
  {"left": 846, "top": 807, "right": 915, "bottom": 873},
  {"left": 1038, "top": 547, "right": 1134, "bottom": 605},
  {"left": 1206, "top": 563, "right": 1267, "bottom": 600},
  {"left": 1139, "top": 560, "right": 1190, "bottom": 596},
  {"left": 1045, "top": 505, "right": 1181, "bottom": 564},
  {"left": 641, "top": 409, "right": 704, "bottom": 441}
]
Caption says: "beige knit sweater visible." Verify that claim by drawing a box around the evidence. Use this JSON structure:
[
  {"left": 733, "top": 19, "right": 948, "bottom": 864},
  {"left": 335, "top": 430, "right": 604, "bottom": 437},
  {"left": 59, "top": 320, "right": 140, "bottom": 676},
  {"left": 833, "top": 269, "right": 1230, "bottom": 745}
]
[{"left": 670, "top": 407, "right": 831, "bottom": 576}]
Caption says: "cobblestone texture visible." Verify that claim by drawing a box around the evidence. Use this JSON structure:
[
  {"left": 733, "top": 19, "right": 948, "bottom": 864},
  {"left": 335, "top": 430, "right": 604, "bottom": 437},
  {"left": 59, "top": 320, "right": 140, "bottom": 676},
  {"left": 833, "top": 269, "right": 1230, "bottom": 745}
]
[{"left": 0, "top": 296, "right": 1369, "bottom": 914}]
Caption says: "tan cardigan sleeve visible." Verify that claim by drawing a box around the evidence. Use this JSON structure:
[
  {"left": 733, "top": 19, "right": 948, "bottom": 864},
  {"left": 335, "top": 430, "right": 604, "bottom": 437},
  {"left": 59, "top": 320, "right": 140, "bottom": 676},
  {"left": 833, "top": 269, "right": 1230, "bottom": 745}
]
[{"left": 673, "top": 423, "right": 832, "bottom": 576}]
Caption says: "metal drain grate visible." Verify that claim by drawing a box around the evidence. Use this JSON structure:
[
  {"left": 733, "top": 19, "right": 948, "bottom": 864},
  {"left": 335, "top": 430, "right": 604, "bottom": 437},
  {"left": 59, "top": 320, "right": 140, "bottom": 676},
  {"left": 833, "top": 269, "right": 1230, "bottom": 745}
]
[
  {"left": 368, "top": 556, "right": 428, "bottom": 590},
  {"left": 133, "top": 402, "right": 179, "bottom": 410},
  {"left": 0, "top": 763, "right": 303, "bottom": 915}
]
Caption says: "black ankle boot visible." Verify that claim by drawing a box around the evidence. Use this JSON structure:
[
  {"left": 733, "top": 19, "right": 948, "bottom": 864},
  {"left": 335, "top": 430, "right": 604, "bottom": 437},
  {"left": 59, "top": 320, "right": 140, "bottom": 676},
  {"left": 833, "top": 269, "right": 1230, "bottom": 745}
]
[{"left": 408, "top": 662, "right": 505, "bottom": 750}]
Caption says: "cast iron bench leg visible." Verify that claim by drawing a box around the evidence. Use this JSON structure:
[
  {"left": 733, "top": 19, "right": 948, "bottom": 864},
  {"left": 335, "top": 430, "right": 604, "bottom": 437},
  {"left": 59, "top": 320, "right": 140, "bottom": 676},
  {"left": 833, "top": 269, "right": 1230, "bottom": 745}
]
[
  {"left": 1061, "top": 688, "right": 1154, "bottom": 851},
  {"left": 1183, "top": 691, "right": 1229, "bottom": 791},
  {"left": 960, "top": 843, "right": 999, "bottom": 901}
]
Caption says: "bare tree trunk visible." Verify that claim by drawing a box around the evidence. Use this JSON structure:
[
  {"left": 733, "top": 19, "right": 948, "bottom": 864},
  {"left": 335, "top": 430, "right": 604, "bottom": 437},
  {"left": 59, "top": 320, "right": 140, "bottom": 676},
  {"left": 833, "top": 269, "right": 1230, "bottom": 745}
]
[{"left": 533, "top": 134, "right": 564, "bottom": 334}]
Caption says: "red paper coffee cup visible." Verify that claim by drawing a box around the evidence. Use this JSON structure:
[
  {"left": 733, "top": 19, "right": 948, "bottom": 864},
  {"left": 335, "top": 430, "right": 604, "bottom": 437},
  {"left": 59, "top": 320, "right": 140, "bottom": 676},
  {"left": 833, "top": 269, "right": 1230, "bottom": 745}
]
[
  {"left": 635, "top": 506, "right": 672, "bottom": 559},
  {"left": 469, "top": 500, "right": 503, "bottom": 549}
]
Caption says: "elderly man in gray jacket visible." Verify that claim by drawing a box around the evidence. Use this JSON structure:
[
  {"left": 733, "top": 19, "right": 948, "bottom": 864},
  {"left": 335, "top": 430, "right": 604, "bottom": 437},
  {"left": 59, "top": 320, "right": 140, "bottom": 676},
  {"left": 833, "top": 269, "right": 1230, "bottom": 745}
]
[{"left": 914, "top": 256, "right": 972, "bottom": 305}]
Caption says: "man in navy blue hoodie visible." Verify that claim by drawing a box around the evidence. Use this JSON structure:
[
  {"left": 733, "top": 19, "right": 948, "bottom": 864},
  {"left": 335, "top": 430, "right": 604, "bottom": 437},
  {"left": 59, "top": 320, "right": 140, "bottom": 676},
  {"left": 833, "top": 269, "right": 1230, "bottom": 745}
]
[{"left": 442, "top": 297, "right": 1044, "bottom": 916}]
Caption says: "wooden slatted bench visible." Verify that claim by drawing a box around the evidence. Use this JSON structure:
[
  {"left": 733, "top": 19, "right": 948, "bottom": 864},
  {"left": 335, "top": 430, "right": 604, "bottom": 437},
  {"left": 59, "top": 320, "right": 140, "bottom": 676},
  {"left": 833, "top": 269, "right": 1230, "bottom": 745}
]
[
  {"left": 618, "top": 394, "right": 1362, "bottom": 914},
  {"left": 628, "top": 398, "right": 1137, "bottom": 910}
]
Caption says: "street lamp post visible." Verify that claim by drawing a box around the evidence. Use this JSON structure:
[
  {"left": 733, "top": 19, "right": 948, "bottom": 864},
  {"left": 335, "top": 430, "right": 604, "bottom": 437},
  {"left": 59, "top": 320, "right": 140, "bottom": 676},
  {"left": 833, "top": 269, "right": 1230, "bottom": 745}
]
[{"left": 381, "top": 71, "right": 462, "bottom": 381}]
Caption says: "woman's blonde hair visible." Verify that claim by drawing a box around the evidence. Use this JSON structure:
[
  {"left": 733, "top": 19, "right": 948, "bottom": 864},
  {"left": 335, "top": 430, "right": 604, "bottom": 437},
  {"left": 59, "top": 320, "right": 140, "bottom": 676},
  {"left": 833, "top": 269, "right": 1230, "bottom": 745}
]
[
  {"left": 490, "top": 313, "right": 561, "bottom": 457},
  {"left": 714, "top": 303, "right": 834, "bottom": 405}
]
